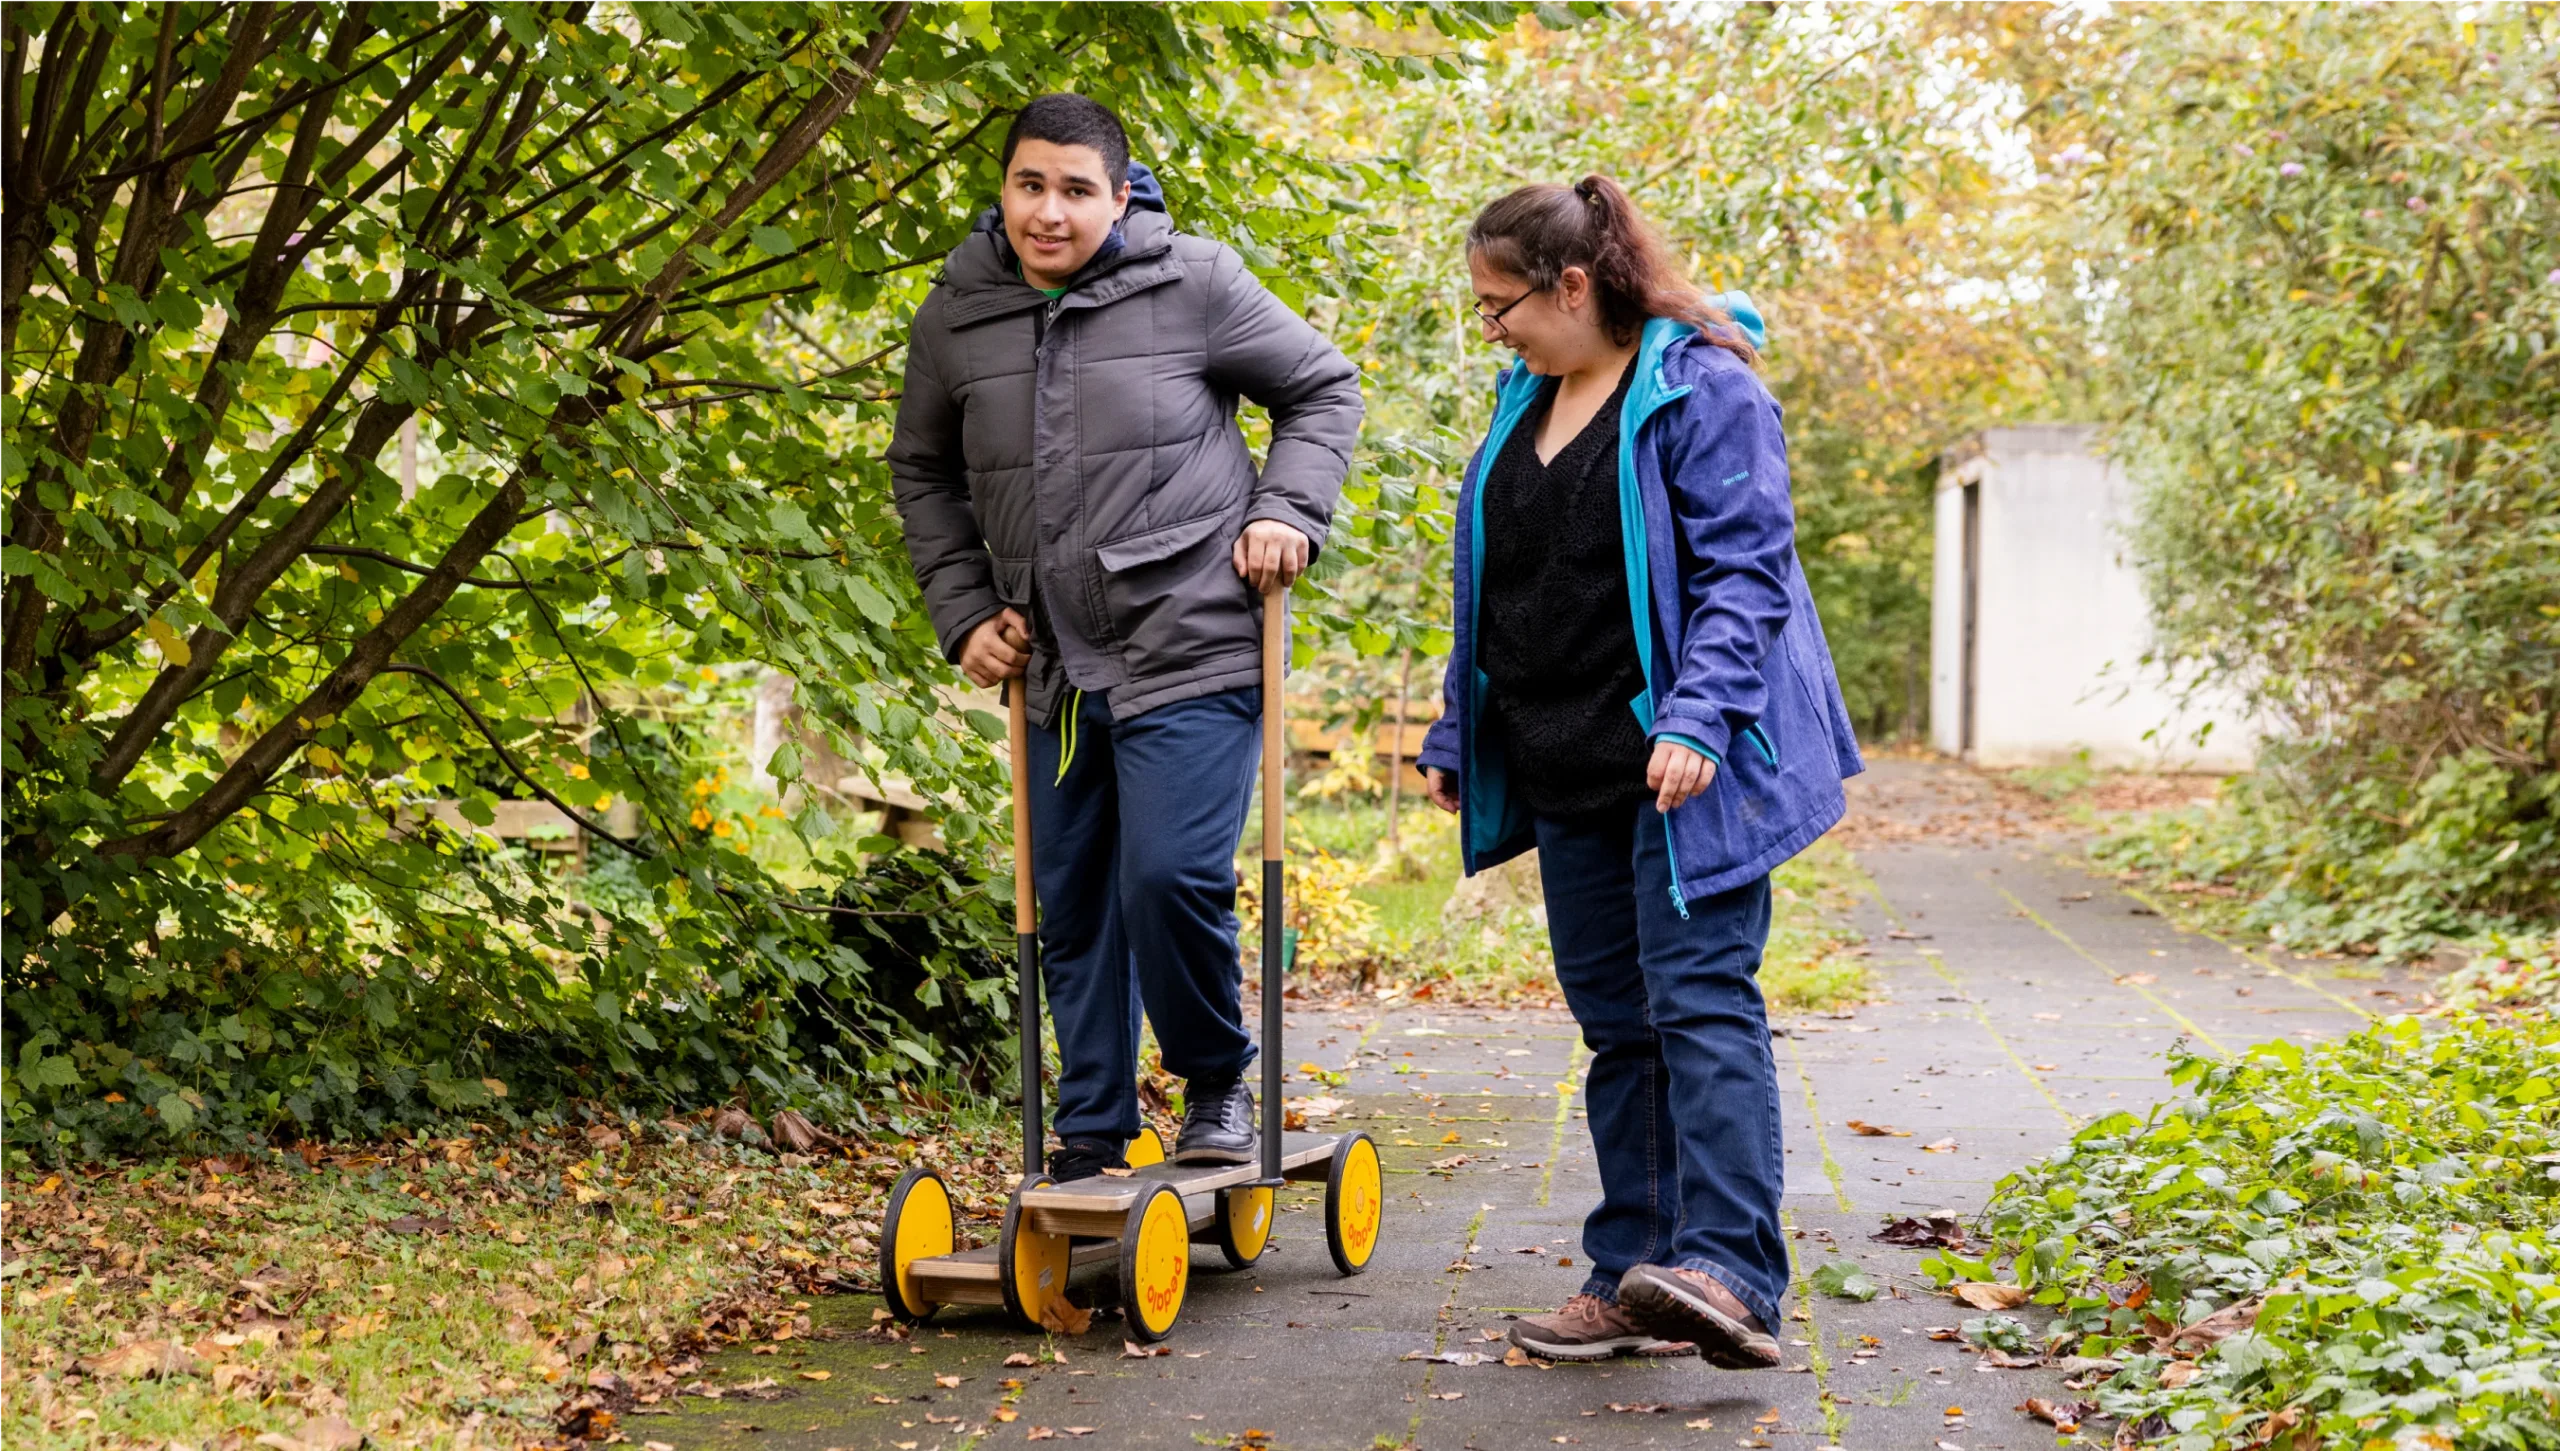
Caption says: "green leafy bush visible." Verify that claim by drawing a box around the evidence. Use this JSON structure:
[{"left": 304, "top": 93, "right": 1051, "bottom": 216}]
[
  {"left": 1947, "top": 1018, "right": 2560, "bottom": 1449},
  {"left": 2052, "top": 5, "right": 2560, "bottom": 944},
  {"left": 0, "top": 1, "right": 1522, "bottom": 1154},
  {"left": 2097, "top": 751, "right": 2559, "bottom": 957}
]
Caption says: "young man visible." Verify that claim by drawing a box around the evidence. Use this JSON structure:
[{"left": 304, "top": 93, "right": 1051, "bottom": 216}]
[{"left": 888, "top": 94, "right": 1362, "bottom": 1177}]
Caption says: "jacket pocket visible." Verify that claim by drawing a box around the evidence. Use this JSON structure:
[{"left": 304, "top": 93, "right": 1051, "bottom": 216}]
[
  {"left": 990, "top": 553, "right": 1034, "bottom": 610},
  {"left": 1094, "top": 509, "right": 1231, "bottom": 572},
  {"left": 1094, "top": 505, "right": 1254, "bottom": 685}
]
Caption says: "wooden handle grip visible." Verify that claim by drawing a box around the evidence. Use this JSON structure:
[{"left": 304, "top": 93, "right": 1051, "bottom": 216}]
[
  {"left": 1262, "top": 588, "right": 1284, "bottom": 861},
  {"left": 1008, "top": 683, "right": 1034, "bottom": 933}
]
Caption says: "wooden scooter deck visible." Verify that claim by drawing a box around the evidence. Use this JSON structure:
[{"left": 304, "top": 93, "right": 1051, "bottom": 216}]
[
  {"left": 903, "top": 1133, "right": 1346, "bottom": 1305},
  {"left": 1017, "top": 1132, "right": 1341, "bottom": 1236}
]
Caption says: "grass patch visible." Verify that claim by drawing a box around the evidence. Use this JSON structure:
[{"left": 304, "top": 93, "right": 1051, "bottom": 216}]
[
  {"left": 1265, "top": 797, "right": 1874, "bottom": 1013},
  {"left": 1761, "top": 836, "right": 1875, "bottom": 1014},
  {"left": 0, "top": 1111, "right": 1012, "bottom": 1450},
  {"left": 1937, "top": 1016, "right": 2560, "bottom": 1450}
]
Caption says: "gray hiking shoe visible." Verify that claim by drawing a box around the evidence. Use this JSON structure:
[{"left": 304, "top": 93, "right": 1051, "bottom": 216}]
[
  {"left": 1508, "top": 1293, "right": 1691, "bottom": 1361},
  {"left": 1173, "top": 1080, "right": 1256, "bottom": 1165}
]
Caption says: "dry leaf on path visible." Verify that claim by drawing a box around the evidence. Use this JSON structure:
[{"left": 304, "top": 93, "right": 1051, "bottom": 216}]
[
  {"left": 1004, "top": 1352, "right": 1040, "bottom": 1367},
  {"left": 1040, "top": 1298, "right": 1095, "bottom": 1336},
  {"left": 1400, "top": 1350, "right": 1496, "bottom": 1366},
  {"left": 2017, "top": 1392, "right": 2099, "bottom": 1433},
  {"left": 1874, "top": 1215, "right": 1967, "bottom": 1248},
  {"left": 1845, "top": 1120, "right": 1912, "bottom": 1137},
  {"left": 1951, "top": 1283, "right": 2029, "bottom": 1311},
  {"left": 933, "top": 1373, "right": 962, "bottom": 1387},
  {"left": 1121, "top": 1342, "right": 1169, "bottom": 1359},
  {"left": 1502, "top": 1345, "right": 1538, "bottom": 1367},
  {"left": 797, "top": 1370, "right": 830, "bottom": 1381},
  {"left": 1922, "top": 1138, "right": 1960, "bottom": 1153}
]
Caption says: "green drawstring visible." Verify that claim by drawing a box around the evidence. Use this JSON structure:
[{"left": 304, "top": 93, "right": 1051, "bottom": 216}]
[{"left": 1052, "top": 688, "right": 1085, "bottom": 785}]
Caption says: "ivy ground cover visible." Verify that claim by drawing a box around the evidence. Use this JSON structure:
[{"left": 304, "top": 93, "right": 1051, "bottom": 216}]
[{"left": 1947, "top": 1017, "right": 2560, "bottom": 1449}]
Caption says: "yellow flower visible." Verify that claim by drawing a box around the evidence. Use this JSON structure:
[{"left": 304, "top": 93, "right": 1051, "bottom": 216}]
[
  {"left": 711, "top": 820, "right": 733, "bottom": 837},
  {"left": 688, "top": 806, "right": 713, "bottom": 830}
]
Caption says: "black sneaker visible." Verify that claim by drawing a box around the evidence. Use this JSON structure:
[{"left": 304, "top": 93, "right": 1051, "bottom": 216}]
[
  {"left": 1046, "top": 1138, "right": 1127, "bottom": 1183},
  {"left": 1172, "top": 1080, "right": 1256, "bottom": 1165}
]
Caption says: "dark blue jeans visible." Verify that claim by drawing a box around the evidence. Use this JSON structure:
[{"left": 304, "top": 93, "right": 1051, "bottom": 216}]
[
  {"left": 1533, "top": 802, "right": 1788, "bottom": 1335},
  {"left": 1025, "top": 686, "right": 1261, "bottom": 1146}
]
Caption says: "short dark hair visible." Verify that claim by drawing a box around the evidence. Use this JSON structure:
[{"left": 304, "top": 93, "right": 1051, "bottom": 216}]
[{"left": 998, "top": 93, "right": 1129, "bottom": 189}]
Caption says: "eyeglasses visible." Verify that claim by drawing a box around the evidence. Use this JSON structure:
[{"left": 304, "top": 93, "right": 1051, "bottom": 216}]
[{"left": 1472, "top": 286, "right": 1542, "bottom": 335}]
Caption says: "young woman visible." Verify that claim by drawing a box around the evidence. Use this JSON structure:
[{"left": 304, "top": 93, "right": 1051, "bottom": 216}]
[{"left": 1415, "top": 176, "right": 1863, "bottom": 1369}]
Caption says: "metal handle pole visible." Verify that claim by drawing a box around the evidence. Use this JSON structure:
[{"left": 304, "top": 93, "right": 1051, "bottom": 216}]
[
  {"left": 1009, "top": 682, "right": 1043, "bottom": 1179},
  {"left": 1260, "top": 587, "right": 1286, "bottom": 1185}
]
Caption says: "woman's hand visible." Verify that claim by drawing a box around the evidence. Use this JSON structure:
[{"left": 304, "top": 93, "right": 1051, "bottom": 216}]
[
  {"left": 1647, "top": 739, "right": 1717, "bottom": 813},
  {"left": 1425, "top": 767, "right": 1461, "bottom": 814}
]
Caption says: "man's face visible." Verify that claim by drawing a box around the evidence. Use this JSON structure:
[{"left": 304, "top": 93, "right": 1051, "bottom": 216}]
[{"left": 1000, "top": 139, "right": 1130, "bottom": 290}]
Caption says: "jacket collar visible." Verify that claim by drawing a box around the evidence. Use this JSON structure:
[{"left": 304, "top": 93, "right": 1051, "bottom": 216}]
[{"left": 937, "top": 209, "right": 1182, "bottom": 330}]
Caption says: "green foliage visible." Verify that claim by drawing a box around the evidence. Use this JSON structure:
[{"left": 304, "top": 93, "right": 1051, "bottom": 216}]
[
  {"left": 1, "top": 1, "right": 1525, "bottom": 1154},
  {"left": 1237, "top": 6, "right": 2051, "bottom": 742},
  {"left": 2098, "top": 750, "right": 2558, "bottom": 958},
  {"left": 2050, "top": 5, "right": 2560, "bottom": 941},
  {"left": 1955, "top": 1018, "right": 2560, "bottom": 1450}
]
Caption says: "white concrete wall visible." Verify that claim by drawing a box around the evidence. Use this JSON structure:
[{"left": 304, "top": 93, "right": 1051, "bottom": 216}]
[{"left": 1933, "top": 426, "right": 2256, "bottom": 771}]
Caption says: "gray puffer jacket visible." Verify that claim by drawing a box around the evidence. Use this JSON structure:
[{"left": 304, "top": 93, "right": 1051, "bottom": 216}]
[{"left": 887, "top": 206, "right": 1362, "bottom": 725}]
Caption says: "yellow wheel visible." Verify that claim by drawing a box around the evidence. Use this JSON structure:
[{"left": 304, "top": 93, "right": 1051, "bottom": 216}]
[
  {"left": 1125, "top": 1125, "right": 1167, "bottom": 1169},
  {"left": 1325, "top": 1132, "right": 1382, "bottom": 1276},
  {"left": 999, "top": 1174, "right": 1072, "bottom": 1331},
  {"left": 1118, "top": 1181, "right": 1191, "bottom": 1342},
  {"left": 880, "top": 1166, "right": 954, "bottom": 1322},
  {"left": 1212, "top": 1184, "right": 1274, "bottom": 1270}
]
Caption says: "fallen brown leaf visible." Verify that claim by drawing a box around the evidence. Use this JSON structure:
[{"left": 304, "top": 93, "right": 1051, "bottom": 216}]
[
  {"left": 2160, "top": 1360, "right": 2202, "bottom": 1388},
  {"left": 1845, "top": 1120, "right": 1911, "bottom": 1137},
  {"left": 1922, "top": 1138, "right": 1960, "bottom": 1153},
  {"left": 1874, "top": 1215, "right": 1967, "bottom": 1249},
  {"left": 1121, "top": 1342, "right": 1169, "bottom": 1359},
  {"left": 1039, "top": 1298, "right": 1094, "bottom": 1336},
  {"left": 77, "top": 1338, "right": 204, "bottom": 1379},
  {"left": 1003, "top": 1352, "right": 1039, "bottom": 1368},
  {"left": 933, "top": 1373, "right": 962, "bottom": 1388},
  {"left": 2019, "top": 1396, "right": 2095, "bottom": 1433},
  {"left": 1951, "top": 1283, "right": 2029, "bottom": 1311},
  {"left": 2162, "top": 1296, "right": 2263, "bottom": 1353},
  {"left": 798, "top": 1370, "right": 830, "bottom": 1381},
  {"left": 253, "top": 1415, "right": 366, "bottom": 1451},
  {"left": 770, "top": 1109, "right": 840, "bottom": 1154}
]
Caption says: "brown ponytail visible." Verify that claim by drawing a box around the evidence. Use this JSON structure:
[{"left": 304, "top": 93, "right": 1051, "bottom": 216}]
[{"left": 1466, "top": 174, "right": 1757, "bottom": 366}]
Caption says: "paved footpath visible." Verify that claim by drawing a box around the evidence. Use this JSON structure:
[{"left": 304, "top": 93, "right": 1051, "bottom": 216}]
[{"left": 652, "top": 760, "right": 2416, "bottom": 1451}]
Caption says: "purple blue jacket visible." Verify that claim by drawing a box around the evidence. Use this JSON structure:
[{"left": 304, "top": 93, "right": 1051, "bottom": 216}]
[{"left": 1416, "top": 314, "right": 1864, "bottom": 913}]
